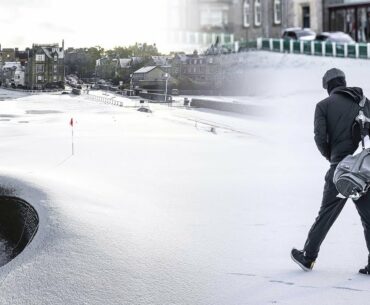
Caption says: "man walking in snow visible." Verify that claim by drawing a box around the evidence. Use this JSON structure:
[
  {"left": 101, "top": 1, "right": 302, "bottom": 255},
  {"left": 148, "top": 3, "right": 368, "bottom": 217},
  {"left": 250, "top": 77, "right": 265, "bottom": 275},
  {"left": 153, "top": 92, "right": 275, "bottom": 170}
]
[{"left": 291, "top": 68, "right": 370, "bottom": 274}]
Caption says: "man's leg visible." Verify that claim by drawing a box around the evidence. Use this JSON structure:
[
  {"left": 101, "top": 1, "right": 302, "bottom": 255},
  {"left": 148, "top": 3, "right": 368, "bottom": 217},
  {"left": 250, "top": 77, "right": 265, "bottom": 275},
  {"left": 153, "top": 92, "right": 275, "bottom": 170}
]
[
  {"left": 303, "top": 166, "right": 347, "bottom": 259},
  {"left": 353, "top": 192, "right": 370, "bottom": 258}
]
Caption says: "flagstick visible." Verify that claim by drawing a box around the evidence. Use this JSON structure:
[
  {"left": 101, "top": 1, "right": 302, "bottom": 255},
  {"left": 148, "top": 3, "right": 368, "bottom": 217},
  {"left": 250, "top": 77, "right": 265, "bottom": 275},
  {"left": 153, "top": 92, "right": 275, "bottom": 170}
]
[
  {"left": 70, "top": 118, "right": 75, "bottom": 156},
  {"left": 72, "top": 126, "right": 74, "bottom": 155}
]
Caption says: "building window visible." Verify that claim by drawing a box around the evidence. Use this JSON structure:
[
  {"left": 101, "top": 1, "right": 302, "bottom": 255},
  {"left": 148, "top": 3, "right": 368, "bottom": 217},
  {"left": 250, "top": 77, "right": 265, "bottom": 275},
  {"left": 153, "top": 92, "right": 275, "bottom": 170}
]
[
  {"left": 243, "top": 0, "right": 250, "bottom": 27},
  {"left": 37, "top": 75, "right": 43, "bottom": 82},
  {"left": 254, "top": 0, "right": 261, "bottom": 26},
  {"left": 54, "top": 65, "right": 58, "bottom": 73},
  {"left": 36, "top": 64, "right": 44, "bottom": 73},
  {"left": 35, "top": 54, "right": 45, "bottom": 62},
  {"left": 274, "top": 0, "right": 281, "bottom": 24},
  {"left": 54, "top": 55, "right": 58, "bottom": 61},
  {"left": 302, "top": 5, "right": 310, "bottom": 28},
  {"left": 53, "top": 75, "right": 57, "bottom": 82}
]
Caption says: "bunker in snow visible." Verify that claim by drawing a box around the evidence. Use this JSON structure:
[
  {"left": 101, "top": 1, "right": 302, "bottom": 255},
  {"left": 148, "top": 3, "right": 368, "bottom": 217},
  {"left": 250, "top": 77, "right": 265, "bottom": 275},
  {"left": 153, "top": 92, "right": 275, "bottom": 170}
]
[{"left": 0, "top": 196, "right": 39, "bottom": 267}]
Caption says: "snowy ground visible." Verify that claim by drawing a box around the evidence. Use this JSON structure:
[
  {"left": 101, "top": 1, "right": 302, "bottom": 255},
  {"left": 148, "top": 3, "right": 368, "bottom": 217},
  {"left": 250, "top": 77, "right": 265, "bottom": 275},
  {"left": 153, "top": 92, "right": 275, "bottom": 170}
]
[{"left": 1, "top": 51, "right": 370, "bottom": 304}]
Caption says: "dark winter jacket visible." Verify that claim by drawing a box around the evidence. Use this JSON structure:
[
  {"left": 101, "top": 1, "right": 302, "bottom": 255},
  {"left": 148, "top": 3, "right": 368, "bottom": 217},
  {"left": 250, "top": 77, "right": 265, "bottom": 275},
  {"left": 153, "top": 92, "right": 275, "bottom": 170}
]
[{"left": 314, "top": 86, "right": 367, "bottom": 164}]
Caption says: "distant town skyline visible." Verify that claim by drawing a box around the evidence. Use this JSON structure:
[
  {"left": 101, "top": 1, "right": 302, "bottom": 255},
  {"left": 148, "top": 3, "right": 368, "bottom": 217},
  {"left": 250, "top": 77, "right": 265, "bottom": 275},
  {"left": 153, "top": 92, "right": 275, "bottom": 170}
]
[{"left": 0, "top": 0, "right": 169, "bottom": 51}]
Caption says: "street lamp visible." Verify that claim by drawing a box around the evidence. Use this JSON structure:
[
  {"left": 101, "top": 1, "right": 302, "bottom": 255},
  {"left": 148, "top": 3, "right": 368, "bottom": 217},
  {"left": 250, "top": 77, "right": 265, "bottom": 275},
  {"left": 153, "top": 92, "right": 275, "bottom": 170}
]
[{"left": 164, "top": 72, "right": 170, "bottom": 106}]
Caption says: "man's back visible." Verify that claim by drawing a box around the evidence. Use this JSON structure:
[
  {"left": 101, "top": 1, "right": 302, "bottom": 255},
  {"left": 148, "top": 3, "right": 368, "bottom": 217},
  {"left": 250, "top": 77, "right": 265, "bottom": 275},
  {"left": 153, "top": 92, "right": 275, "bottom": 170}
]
[{"left": 314, "top": 86, "right": 364, "bottom": 164}]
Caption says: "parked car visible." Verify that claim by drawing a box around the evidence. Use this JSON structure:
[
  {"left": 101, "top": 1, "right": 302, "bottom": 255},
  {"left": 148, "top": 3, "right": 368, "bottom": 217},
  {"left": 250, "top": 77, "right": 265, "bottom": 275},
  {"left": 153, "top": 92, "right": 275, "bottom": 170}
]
[
  {"left": 315, "top": 31, "right": 355, "bottom": 44},
  {"left": 137, "top": 107, "right": 152, "bottom": 113},
  {"left": 72, "top": 88, "right": 81, "bottom": 95},
  {"left": 282, "top": 28, "right": 316, "bottom": 41}
]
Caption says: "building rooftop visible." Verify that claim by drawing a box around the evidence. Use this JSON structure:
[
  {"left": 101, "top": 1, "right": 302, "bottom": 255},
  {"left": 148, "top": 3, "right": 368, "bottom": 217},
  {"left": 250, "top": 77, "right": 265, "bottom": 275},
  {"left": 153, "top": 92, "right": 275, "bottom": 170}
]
[
  {"left": 133, "top": 66, "right": 158, "bottom": 74},
  {"left": 119, "top": 58, "right": 132, "bottom": 68}
]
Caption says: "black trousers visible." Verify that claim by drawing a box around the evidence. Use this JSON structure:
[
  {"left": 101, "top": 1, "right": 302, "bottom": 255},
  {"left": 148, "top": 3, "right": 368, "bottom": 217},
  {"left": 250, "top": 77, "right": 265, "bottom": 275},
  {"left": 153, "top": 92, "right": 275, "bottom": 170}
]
[{"left": 303, "top": 165, "right": 370, "bottom": 260}]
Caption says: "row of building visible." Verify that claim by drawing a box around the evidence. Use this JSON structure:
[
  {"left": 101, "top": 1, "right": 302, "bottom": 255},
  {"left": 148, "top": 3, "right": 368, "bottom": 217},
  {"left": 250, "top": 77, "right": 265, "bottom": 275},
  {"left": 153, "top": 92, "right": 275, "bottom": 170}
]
[
  {"left": 167, "top": 0, "right": 370, "bottom": 49},
  {"left": 129, "top": 51, "right": 223, "bottom": 90},
  {"left": 0, "top": 42, "right": 65, "bottom": 90},
  {"left": 95, "top": 50, "right": 224, "bottom": 92}
]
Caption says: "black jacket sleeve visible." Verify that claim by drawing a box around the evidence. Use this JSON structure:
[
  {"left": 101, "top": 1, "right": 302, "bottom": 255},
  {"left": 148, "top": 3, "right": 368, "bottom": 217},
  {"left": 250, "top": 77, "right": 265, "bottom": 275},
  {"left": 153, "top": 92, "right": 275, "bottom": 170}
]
[{"left": 314, "top": 103, "right": 330, "bottom": 160}]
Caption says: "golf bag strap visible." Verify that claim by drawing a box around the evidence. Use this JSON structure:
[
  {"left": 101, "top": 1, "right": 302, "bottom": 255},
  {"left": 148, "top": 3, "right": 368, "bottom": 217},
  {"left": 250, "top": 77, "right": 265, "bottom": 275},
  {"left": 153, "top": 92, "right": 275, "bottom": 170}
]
[{"left": 357, "top": 97, "right": 369, "bottom": 150}]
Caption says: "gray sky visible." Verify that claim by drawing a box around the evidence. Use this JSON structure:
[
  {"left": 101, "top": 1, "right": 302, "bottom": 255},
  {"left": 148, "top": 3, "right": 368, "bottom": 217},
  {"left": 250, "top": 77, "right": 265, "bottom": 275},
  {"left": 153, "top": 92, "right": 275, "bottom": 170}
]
[{"left": 0, "top": 0, "right": 169, "bottom": 51}]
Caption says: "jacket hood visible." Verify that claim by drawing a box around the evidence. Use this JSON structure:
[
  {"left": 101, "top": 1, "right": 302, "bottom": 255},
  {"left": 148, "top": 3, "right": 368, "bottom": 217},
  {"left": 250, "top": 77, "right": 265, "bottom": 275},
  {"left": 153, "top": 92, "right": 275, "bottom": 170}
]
[{"left": 332, "top": 86, "right": 364, "bottom": 104}]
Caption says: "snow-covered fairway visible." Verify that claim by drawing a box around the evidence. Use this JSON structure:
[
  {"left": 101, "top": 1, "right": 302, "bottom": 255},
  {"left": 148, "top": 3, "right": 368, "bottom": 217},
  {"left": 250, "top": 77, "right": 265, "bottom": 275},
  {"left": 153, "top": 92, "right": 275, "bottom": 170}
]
[{"left": 1, "top": 52, "right": 370, "bottom": 304}]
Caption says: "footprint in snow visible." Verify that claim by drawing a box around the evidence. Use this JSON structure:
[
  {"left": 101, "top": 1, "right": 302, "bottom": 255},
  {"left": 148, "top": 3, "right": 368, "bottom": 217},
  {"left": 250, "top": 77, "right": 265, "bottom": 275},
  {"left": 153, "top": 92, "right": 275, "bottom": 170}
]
[
  {"left": 332, "top": 286, "right": 363, "bottom": 292},
  {"left": 269, "top": 280, "right": 294, "bottom": 286},
  {"left": 228, "top": 273, "right": 256, "bottom": 277}
]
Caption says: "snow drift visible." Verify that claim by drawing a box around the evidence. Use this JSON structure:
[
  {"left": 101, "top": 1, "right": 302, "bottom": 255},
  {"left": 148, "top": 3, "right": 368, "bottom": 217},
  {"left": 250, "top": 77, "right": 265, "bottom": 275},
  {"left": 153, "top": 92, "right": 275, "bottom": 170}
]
[{"left": 0, "top": 51, "right": 370, "bottom": 304}]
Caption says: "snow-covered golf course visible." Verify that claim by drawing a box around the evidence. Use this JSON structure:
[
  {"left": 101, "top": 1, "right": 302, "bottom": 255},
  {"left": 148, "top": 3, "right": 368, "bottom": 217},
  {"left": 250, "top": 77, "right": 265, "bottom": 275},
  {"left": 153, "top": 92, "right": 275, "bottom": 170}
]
[{"left": 1, "top": 51, "right": 370, "bottom": 304}]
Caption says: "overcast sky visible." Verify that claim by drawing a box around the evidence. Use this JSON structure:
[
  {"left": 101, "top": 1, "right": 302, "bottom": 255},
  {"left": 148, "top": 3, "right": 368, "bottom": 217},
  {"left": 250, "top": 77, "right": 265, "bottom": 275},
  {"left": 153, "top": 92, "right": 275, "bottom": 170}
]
[{"left": 0, "top": 0, "right": 170, "bottom": 51}]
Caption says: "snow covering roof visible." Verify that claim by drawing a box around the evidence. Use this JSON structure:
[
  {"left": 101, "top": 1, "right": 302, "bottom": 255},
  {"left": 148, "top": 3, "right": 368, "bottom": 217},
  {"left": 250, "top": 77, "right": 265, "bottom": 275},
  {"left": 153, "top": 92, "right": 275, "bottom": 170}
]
[
  {"left": 175, "top": 54, "right": 188, "bottom": 62},
  {"left": 2, "top": 62, "right": 20, "bottom": 70},
  {"left": 133, "top": 66, "right": 157, "bottom": 74},
  {"left": 41, "top": 47, "right": 64, "bottom": 59},
  {"left": 151, "top": 56, "right": 168, "bottom": 66},
  {"left": 131, "top": 56, "right": 145, "bottom": 65},
  {"left": 118, "top": 58, "right": 131, "bottom": 68}
]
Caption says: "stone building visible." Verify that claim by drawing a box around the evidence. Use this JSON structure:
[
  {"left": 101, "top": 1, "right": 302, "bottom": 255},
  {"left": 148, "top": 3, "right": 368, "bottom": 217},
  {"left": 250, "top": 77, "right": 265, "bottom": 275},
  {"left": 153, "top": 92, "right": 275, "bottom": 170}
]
[
  {"left": 168, "top": 1, "right": 297, "bottom": 45},
  {"left": 1, "top": 62, "right": 25, "bottom": 87},
  {"left": 131, "top": 66, "right": 167, "bottom": 89},
  {"left": 286, "top": 0, "right": 323, "bottom": 33},
  {"left": 96, "top": 57, "right": 115, "bottom": 80},
  {"left": 25, "top": 43, "right": 65, "bottom": 90},
  {"left": 0, "top": 48, "right": 16, "bottom": 65},
  {"left": 197, "top": 0, "right": 325, "bottom": 40},
  {"left": 231, "top": 0, "right": 286, "bottom": 41},
  {"left": 171, "top": 51, "right": 221, "bottom": 85}
]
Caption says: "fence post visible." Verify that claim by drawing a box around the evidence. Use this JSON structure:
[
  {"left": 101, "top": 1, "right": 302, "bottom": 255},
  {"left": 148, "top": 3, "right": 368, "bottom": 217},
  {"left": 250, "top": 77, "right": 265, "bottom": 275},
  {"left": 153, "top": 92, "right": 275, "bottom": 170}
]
[
  {"left": 322, "top": 41, "right": 326, "bottom": 56},
  {"left": 355, "top": 43, "right": 359, "bottom": 58},
  {"left": 300, "top": 41, "right": 304, "bottom": 54},
  {"left": 344, "top": 43, "right": 348, "bottom": 57},
  {"left": 257, "top": 37, "right": 262, "bottom": 49},
  {"left": 290, "top": 39, "right": 293, "bottom": 53},
  {"left": 211, "top": 33, "right": 216, "bottom": 44},
  {"left": 269, "top": 38, "right": 273, "bottom": 51},
  {"left": 311, "top": 41, "right": 315, "bottom": 55},
  {"left": 220, "top": 33, "right": 225, "bottom": 44},
  {"left": 280, "top": 39, "right": 283, "bottom": 52},
  {"left": 230, "top": 34, "right": 234, "bottom": 43},
  {"left": 234, "top": 41, "right": 239, "bottom": 52},
  {"left": 332, "top": 42, "right": 336, "bottom": 57}
]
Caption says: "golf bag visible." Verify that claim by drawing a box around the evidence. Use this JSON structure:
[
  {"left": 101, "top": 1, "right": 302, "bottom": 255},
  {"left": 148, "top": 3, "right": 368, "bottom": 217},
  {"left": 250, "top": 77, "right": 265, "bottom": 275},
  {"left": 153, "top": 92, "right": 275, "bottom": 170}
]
[{"left": 334, "top": 97, "right": 370, "bottom": 199}]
